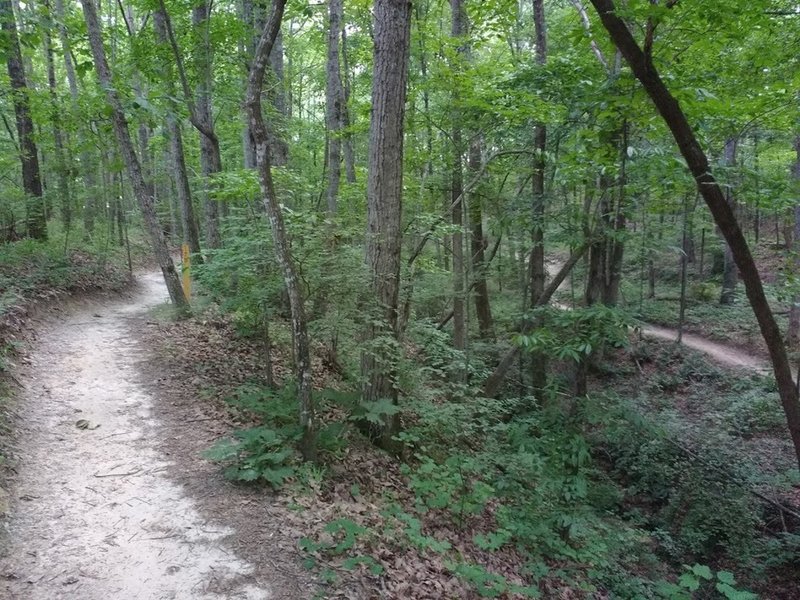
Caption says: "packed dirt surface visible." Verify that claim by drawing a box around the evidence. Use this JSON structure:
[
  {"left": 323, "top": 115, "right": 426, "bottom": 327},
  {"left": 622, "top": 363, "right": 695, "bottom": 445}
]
[
  {"left": 0, "top": 271, "right": 284, "bottom": 599},
  {"left": 641, "top": 323, "right": 771, "bottom": 373}
]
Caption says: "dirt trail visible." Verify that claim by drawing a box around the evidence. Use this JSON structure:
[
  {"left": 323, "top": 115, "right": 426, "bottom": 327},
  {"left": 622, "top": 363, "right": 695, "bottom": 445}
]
[
  {"left": 0, "top": 272, "right": 272, "bottom": 599},
  {"left": 547, "top": 258, "right": 771, "bottom": 373},
  {"left": 641, "top": 323, "right": 771, "bottom": 373}
]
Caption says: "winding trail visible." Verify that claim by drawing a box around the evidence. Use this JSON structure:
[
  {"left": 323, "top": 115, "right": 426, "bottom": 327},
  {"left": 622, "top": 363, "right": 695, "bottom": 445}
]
[
  {"left": 549, "top": 257, "right": 771, "bottom": 373},
  {"left": 0, "top": 272, "right": 271, "bottom": 599},
  {"left": 640, "top": 323, "right": 770, "bottom": 373}
]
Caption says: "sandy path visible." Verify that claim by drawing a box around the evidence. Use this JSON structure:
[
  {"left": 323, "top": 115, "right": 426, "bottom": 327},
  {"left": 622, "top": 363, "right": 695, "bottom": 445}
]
[
  {"left": 0, "top": 272, "right": 271, "bottom": 599},
  {"left": 548, "top": 258, "right": 771, "bottom": 373},
  {"left": 641, "top": 323, "right": 771, "bottom": 373}
]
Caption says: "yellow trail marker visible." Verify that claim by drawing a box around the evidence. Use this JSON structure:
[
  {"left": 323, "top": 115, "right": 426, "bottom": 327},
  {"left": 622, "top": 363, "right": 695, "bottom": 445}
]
[{"left": 181, "top": 243, "right": 191, "bottom": 300}]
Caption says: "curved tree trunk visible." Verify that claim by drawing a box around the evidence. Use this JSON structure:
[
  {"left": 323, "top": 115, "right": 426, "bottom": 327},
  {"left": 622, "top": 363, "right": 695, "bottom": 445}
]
[
  {"left": 81, "top": 0, "right": 187, "bottom": 310},
  {"left": 153, "top": 7, "right": 202, "bottom": 260},
  {"left": 589, "top": 0, "right": 800, "bottom": 470},
  {"left": 245, "top": 0, "right": 316, "bottom": 462}
]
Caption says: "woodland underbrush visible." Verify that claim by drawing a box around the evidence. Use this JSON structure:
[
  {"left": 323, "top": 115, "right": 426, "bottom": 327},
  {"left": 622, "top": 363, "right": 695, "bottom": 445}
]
[
  {"left": 154, "top": 216, "right": 800, "bottom": 597},
  {"left": 150, "top": 289, "right": 797, "bottom": 597}
]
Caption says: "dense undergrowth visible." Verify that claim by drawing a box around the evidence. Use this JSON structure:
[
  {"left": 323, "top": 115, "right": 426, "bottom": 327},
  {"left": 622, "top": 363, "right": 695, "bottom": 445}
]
[{"left": 177, "top": 218, "right": 800, "bottom": 599}]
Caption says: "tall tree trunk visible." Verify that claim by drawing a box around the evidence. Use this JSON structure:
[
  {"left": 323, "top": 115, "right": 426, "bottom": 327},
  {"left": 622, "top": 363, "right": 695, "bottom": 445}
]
[
  {"left": 361, "top": 0, "right": 412, "bottom": 449},
  {"left": 41, "top": 0, "right": 70, "bottom": 229},
  {"left": 787, "top": 136, "right": 800, "bottom": 347},
  {"left": 55, "top": 0, "right": 96, "bottom": 237},
  {"left": 588, "top": 0, "right": 800, "bottom": 470},
  {"left": 268, "top": 29, "right": 289, "bottom": 166},
  {"left": 2, "top": 0, "right": 46, "bottom": 240},
  {"left": 153, "top": 8, "right": 202, "bottom": 260},
  {"left": 245, "top": 0, "right": 316, "bottom": 462},
  {"left": 241, "top": 0, "right": 257, "bottom": 169},
  {"left": 80, "top": 0, "right": 187, "bottom": 309},
  {"left": 450, "top": 0, "right": 466, "bottom": 354},
  {"left": 529, "top": 0, "right": 547, "bottom": 391},
  {"left": 324, "top": 0, "right": 345, "bottom": 214},
  {"left": 341, "top": 25, "right": 356, "bottom": 183},
  {"left": 720, "top": 137, "right": 739, "bottom": 305},
  {"left": 192, "top": 0, "right": 222, "bottom": 248},
  {"left": 469, "top": 137, "right": 494, "bottom": 339}
]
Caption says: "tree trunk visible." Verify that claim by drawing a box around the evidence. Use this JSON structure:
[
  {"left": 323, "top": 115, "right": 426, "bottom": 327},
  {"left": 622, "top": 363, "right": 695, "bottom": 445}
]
[
  {"left": 267, "top": 29, "right": 289, "bottom": 166},
  {"left": 324, "top": 0, "right": 345, "bottom": 214},
  {"left": 469, "top": 137, "right": 494, "bottom": 339},
  {"left": 530, "top": 0, "right": 547, "bottom": 392},
  {"left": 153, "top": 7, "right": 202, "bottom": 260},
  {"left": 341, "top": 25, "right": 356, "bottom": 183},
  {"left": 720, "top": 137, "right": 739, "bottom": 305},
  {"left": 42, "top": 0, "right": 71, "bottom": 229},
  {"left": 450, "top": 0, "right": 466, "bottom": 354},
  {"left": 245, "top": 0, "right": 316, "bottom": 462},
  {"left": 361, "top": 0, "right": 412, "bottom": 449},
  {"left": 2, "top": 0, "right": 46, "bottom": 240},
  {"left": 589, "top": 0, "right": 800, "bottom": 470},
  {"left": 80, "top": 0, "right": 187, "bottom": 309},
  {"left": 787, "top": 136, "right": 800, "bottom": 347},
  {"left": 192, "top": 0, "right": 222, "bottom": 249},
  {"left": 55, "top": 0, "right": 96, "bottom": 237},
  {"left": 482, "top": 245, "right": 589, "bottom": 398}
]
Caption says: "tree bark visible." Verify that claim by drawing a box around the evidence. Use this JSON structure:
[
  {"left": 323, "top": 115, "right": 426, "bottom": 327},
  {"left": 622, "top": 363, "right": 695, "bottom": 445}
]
[
  {"left": 2, "top": 0, "right": 46, "bottom": 240},
  {"left": 245, "top": 0, "right": 316, "bottom": 462},
  {"left": 469, "top": 137, "right": 494, "bottom": 339},
  {"left": 787, "top": 136, "right": 800, "bottom": 347},
  {"left": 450, "top": 0, "right": 466, "bottom": 354},
  {"left": 361, "top": 0, "right": 412, "bottom": 449},
  {"left": 42, "top": 0, "right": 71, "bottom": 229},
  {"left": 192, "top": 0, "right": 222, "bottom": 249},
  {"left": 153, "top": 7, "right": 202, "bottom": 260},
  {"left": 324, "top": 0, "right": 345, "bottom": 214},
  {"left": 589, "top": 0, "right": 800, "bottom": 470},
  {"left": 80, "top": 0, "right": 187, "bottom": 309},
  {"left": 720, "top": 137, "right": 739, "bottom": 305},
  {"left": 55, "top": 0, "right": 96, "bottom": 237},
  {"left": 529, "top": 0, "right": 548, "bottom": 392}
]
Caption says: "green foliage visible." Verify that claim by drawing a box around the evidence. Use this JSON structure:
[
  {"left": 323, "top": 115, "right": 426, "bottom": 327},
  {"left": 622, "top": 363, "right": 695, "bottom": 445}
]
[
  {"left": 204, "top": 384, "right": 302, "bottom": 487},
  {"left": 299, "top": 518, "right": 381, "bottom": 575},
  {"left": 449, "top": 561, "right": 540, "bottom": 598},
  {"left": 599, "top": 398, "right": 763, "bottom": 561},
  {"left": 515, "top": 304, "right": 633, "bottom": 362},
  {"left": 656, "top": 564, "right": 757, "bottom": 600},
  {"left": 205, "top": 428, "right": 297, "bottom": 486}
]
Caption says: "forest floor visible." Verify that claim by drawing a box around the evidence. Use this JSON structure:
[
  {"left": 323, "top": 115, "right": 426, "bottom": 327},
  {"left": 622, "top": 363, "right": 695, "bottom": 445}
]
[{"left": 0, "top": 270, "right": 312, "bottom": 599}]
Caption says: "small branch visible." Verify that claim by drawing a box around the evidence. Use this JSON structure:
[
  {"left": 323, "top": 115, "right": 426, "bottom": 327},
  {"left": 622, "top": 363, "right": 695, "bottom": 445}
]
[
  {"left": 94, "top": 467, "right": 142, "bottom": 478},
  {"left": 569, "top": 0, "right": 610, "bottom": 71},
  {"left": 407, "top": 150, "right": 532, "bottom": 269}
]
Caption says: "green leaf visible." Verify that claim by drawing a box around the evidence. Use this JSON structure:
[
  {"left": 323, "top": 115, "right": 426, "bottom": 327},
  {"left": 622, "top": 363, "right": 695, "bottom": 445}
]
[
  {"left": 691, "top": 564, "right": 713, "bottom": 580},
  {"left": 678, "top": 573, "right": 700, "bottom": 591}
]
